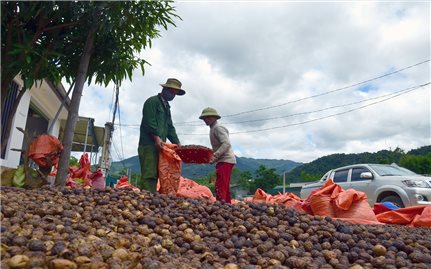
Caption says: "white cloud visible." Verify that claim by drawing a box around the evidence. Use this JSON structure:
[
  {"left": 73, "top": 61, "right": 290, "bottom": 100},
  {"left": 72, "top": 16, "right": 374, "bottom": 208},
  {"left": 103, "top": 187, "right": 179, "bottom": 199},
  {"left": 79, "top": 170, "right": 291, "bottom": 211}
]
[{"left": 75, "top": 1, "right": 430, "bottom": 164}]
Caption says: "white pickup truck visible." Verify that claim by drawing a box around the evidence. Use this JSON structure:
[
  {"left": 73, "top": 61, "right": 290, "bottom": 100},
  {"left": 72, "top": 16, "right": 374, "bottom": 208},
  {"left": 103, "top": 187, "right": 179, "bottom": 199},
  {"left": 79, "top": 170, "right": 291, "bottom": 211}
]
[{"left": 300, "top": 163, "right": 431, "bottom": 208}]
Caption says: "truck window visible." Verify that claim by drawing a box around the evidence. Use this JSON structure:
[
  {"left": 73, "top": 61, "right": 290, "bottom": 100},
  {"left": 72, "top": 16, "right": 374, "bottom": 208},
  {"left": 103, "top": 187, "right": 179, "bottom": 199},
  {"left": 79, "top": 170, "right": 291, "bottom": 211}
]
[
  {"left": 333, "top": 169, "right": 349, "bottom": 183},
  {"left": 351, "top": 167, "right": 370, "bottom": 181}
]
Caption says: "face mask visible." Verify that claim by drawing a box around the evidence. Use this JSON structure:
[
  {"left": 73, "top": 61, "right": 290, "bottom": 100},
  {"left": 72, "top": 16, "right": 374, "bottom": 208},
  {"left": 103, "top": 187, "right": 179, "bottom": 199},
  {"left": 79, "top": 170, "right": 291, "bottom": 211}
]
[{"left": 162, "top": 88, "right": 176, "bottom": 101}]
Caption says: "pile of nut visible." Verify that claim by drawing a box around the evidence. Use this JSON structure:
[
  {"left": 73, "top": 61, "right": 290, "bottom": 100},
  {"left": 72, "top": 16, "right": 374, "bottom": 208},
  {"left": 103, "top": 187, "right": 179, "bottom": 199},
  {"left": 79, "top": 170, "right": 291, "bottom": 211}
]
[
  {"left": 175, "top": 144, "right": 213, "bottom": 164},
  {"left": 1, "top": 186, "right": 431, "bottom": 269}
]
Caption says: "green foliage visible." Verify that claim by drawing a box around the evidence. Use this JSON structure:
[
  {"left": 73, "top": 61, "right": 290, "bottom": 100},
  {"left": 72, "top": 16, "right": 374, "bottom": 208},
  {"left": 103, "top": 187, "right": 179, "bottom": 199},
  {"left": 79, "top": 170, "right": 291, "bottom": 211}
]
[
  {"left": 247, "top": 165, "right": 281, "bottom": 193},
  {"left": 69, "top": 156, "right": 79, "bottom": 167},
  {"left": 228, "top": 146, "right": 431, "bottom": 194},
  {"left": 399, "top": 153, "right": 431, "bottom": 175},
  {"left": 2, "top": 1, "right": 180, "bottom": 187},
  {"left": 285, "top": 145, "right": 431, "bottom": 183},
  {"left": 194, "top": 177, "right": 215, "bottom": 194},
  {"left": 231, "top": 167, "right": 242, "bottom": 183},
  {"left": 195, "top": 165, "right": 282, "bottom": 197},
  {"left": 236, "top": 170, "right": 253, "bottom": 191},
  {"left": 129, "top": 173, "right": 141, "bottom": 187},
  {"left": 1, "top": 1, "right": 180, "bottom": 89},
  {"left": 407, "top": 145, "right": 431, "bottom": 156},
  {"left": 375, "top": 147, "right": 404, "bottom": 164},
  {"left": 193, "top": 169, "right": 216, "bottom": 194},
  {"left": 61, "top": 1, "right": 181, "bottom": 87},
  {"left": 108, "top": 168, "right": 140, "bottom": 187},
  {"left": 299, "top": 171, "right": 321, "bottom": 182},
  {"left": 110, "top": 156, "right": 302, "bottom": 179},
  {"left": 1, "top": 1, "right": 70, "bottom": 89}
]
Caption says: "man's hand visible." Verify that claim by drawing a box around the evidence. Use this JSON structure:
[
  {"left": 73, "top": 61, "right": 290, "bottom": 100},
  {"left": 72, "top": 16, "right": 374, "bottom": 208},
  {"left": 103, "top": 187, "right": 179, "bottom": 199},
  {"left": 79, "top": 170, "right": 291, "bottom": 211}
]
[
  {"left": 154, "top": 136, "right": 163, "bottom": 149},
  {"left": 209, "top": 155, "right": 216, "bottom": 164}
]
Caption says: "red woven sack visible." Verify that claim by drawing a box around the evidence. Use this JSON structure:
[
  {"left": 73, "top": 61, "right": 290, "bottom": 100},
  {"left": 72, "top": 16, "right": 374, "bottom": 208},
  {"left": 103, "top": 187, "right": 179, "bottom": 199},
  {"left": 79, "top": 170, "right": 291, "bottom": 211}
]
[
  {"left": 175, "top": 145, "right": 213, "bottom": 164},
  {"left": 28, "top": 134, "right": 63, "bottom": 168}
]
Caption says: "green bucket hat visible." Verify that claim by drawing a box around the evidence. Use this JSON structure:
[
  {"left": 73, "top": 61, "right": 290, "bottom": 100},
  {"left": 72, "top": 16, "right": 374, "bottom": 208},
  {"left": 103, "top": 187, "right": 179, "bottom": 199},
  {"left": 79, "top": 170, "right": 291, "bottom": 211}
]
[
  {"left": 160, "top": 78, "right": 186, "bottom": 95},
  {"left": 199, "top": 107, "right": 221, "bottom": 119}
]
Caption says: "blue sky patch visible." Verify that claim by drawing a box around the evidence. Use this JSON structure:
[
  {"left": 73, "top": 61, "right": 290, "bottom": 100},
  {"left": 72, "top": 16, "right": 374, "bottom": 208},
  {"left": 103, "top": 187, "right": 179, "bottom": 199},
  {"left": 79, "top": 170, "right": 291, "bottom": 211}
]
[
  {"left": 358, "top": 84, "right": 376, "bottom": 93},
  {"left": 396, "top": 8, "right": 407, "bottom": 19}
]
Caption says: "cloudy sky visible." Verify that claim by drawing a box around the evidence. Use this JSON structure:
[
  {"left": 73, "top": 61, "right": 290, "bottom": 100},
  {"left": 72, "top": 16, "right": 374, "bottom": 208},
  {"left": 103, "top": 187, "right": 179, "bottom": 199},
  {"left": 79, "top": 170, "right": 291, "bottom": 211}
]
[{"left": 73, "top": 1, "right": 430, "bottom": 164}]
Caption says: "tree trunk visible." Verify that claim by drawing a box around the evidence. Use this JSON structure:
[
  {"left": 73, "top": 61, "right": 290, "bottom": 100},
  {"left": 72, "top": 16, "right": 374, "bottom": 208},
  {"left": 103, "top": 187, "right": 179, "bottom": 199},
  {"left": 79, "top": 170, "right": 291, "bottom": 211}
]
[
  {"left": 54, "top": 24, "right": 99, "bottom": 187},
  {"left": 1, "top": 88, "right": 26, "bottom": 155}
]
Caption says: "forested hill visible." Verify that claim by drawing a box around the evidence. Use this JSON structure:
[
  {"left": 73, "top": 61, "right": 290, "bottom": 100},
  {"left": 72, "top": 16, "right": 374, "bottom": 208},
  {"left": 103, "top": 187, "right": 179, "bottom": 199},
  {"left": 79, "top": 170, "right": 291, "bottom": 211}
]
[
  {"left": 285, "top": 145, "right": 431, "bottom": 183},
  {"left": 110, "top": 155, "right": 302, "bottom": 179},
  {"left": 110, "top": 145, "right": 430, "bottom": 181}
]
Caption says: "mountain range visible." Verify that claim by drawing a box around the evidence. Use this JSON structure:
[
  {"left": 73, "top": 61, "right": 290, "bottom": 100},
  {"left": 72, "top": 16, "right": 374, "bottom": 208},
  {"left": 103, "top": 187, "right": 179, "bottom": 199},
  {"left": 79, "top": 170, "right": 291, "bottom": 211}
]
[
  {"left": 110, "top": 145, "right": 431, "bottom": 181},
  {"left": 110, "top": 155, "right": 302, "bottom": 179}
]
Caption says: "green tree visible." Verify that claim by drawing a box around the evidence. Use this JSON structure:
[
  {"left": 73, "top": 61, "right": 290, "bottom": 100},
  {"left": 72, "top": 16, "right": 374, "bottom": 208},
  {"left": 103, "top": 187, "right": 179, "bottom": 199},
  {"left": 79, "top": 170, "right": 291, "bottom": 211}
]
[
  {"left": 194, "top": 170, "right": 216, "bottom": 194},
  {"left": 237, "top": 170, "right": 253, "bottom": 191},
  {"left": 1, "top": 1, "right": 78, "bottom": 154},
  {"left": 407, "top": 145, "right": 431, "bottom": 156},
  {"left": 231, "top": 167, "right": 242, "bottom": 183},
  {"left": 69, "top": 156, "right": 79, "bottom": 167},
  {"left": 299, "top": 171, "right": 321, "bottom": 182},
  {"left": 400, "top": 153, "right": 431, "bottom": 175},
  {"left": 250, "top": 165, "right": 281, "bottom": 192},
  {"left": 1, "top": 1, "right": 180, "bottom": 186},
  {"left": 376, "top": 147, "right": 404, "bottom": 164}
]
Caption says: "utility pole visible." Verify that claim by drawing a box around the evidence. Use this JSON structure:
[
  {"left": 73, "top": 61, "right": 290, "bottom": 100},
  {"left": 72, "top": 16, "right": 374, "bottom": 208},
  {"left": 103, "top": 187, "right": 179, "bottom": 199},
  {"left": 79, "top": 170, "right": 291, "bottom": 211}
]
[
  {"left": 99, "top": 81, "right": 119, "bottom": 180},
  {"left": 100, "top": 122, "right": 113, "bottom": 177},
  {"left": 283, "top": 171, "right": 288, "bottom": 194}
]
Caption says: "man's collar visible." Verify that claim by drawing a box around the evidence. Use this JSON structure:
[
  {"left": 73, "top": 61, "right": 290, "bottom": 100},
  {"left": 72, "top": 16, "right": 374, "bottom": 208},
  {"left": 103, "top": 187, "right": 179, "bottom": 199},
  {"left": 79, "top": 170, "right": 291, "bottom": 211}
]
[{"left": 158, "top": 93, "right": 170, "bottom": 108}]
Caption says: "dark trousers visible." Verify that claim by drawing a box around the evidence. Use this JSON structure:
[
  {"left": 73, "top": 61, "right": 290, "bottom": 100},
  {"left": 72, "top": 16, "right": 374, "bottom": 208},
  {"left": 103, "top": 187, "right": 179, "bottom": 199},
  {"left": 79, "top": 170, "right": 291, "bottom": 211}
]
[{"left": 138, "top": 145, "right": 158, "bottom": 193}]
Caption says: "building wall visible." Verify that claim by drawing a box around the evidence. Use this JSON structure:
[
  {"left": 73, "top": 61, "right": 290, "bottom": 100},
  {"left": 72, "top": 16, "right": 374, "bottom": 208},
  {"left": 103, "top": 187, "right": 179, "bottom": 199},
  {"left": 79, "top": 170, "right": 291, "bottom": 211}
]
[
  {"left": 1, "top": 78, "right": 29, "bottom": 168},
  {"left": 0, "top": 76, "right": 68, "bottom": 169}
]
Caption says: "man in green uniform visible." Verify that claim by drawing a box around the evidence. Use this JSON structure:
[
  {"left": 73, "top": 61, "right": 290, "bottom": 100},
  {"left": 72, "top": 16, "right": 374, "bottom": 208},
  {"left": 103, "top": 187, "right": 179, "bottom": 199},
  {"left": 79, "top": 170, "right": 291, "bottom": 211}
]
[{"left": 138, "top": 78, "right": 186, "bottom": 192}]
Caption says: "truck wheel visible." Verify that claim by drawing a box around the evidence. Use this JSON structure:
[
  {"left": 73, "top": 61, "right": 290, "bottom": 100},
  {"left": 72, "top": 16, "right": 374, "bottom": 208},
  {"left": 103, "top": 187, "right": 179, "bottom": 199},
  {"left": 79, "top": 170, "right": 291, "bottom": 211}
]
[{"left": 381, "top": 195, "right": 405, "bottom": 208}]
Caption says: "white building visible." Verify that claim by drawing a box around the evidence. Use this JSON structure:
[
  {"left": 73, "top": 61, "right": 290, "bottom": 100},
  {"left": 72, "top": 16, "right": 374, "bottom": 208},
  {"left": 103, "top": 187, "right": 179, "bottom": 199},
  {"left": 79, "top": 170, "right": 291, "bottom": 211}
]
[{"left": 1, "top": 76, "right": 105, "bottom": 170}]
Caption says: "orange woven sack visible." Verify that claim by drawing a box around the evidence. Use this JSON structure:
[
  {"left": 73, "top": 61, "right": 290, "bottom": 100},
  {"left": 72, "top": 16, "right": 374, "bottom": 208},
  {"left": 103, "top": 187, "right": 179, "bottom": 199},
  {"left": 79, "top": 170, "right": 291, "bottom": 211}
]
[
  {"left": 158, "top": 144, "right": 181, "bottom": 195},
  {"left": 116, "top": 176, "right": 140, "bottom": 192},
  {"left": 334, "top": 189, "right": 379, "bottom": 223},
  {"left": 252, "top": 188, "right": 270, "bottom": 203},
  {"left": 308, "top": 179, "right": 341, "bottom": 217},
  {"left": 376, "top": 205, "right": 431, "bottom": 227},
  {"left": 28, "top": 134, "right": 63, "bottom": 168},
  {"left": 271, "top": 192, "right": 303, "bottom": 208},
  {"left": 310, "top": 194, "right": 336, "bottom": 217},
  {"left": 242, "top": 197, "right": 254, "bottom": 203},
  {"left": 176, "top": 177, "right": 216, "bottom": 201},
  {"left": 231, "top": 199, "right": 241, "bottom": 204},
  {"left": 88, "top": 168, "right": 105, "bottom": 189},
  {"left": 411, "top": 205, "right": 431, "bottom": 227},
  {"left": 71, "top": 153, "right": 91, "bottom": 180},
  {"left": 299, "top": 189, "right": 318, "bottom": 215}
]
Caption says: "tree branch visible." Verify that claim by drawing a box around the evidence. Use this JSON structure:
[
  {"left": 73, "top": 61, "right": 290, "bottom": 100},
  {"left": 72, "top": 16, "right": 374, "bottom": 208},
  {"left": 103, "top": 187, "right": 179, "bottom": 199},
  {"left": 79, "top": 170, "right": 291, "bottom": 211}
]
[
  {"left": 30, "top": 14, "right": 47, "bottom": 46},
  {"left": 43, "top": 21, "right": 79, "bottom": 32}
]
